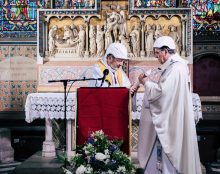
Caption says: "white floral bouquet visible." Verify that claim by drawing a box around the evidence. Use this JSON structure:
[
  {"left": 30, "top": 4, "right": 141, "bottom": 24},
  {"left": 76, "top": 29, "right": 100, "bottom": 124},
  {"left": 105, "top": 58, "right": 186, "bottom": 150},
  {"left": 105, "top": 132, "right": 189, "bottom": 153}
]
[{"left": 62, "top": 130, "right": 136, "bottom": 174}]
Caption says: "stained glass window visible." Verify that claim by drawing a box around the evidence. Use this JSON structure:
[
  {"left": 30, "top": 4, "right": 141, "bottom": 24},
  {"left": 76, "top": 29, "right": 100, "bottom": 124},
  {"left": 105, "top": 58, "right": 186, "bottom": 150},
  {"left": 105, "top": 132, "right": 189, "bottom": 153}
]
[
  {"left": 183, "top": 0, "right": 220, "bottom": 31},
  {"left": 132, "top": 0, "right": 176, "bottom": 8},
  {"left": 54, "top": 0, "right": 96, "bottom": 9},
  {"left": 0, "top": 0, "right": 46, "bottom": 40}
]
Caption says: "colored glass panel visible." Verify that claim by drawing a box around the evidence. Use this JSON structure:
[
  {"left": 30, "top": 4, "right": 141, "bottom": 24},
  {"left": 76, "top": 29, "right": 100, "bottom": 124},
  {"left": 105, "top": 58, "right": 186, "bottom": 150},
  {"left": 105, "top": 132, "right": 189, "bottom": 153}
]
[
  {"left": 183, "top": 0, "right": 220, "bottom": 31},
  {"left": 133, "top": 0, "right": 176, "bottom": 8},
  {"left": 0, "top": 0, "right": 45, "bottom": 39},
  {"left": 54, "top": 0, "right": 96, "bottom": 9}
]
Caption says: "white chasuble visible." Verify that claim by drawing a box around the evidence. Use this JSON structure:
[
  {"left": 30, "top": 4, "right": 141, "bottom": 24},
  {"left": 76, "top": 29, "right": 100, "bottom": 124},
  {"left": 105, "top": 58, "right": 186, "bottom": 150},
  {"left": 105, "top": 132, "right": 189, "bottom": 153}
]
[{"left": 138, "top": 54, "right": 202, "bottom": 174}]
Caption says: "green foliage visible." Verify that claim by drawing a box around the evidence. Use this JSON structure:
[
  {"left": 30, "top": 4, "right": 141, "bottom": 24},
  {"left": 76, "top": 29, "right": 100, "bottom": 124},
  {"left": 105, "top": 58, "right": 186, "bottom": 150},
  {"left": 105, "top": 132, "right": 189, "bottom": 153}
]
[{"left": 62, "top": 130, "right": 136, "bottom": 174}]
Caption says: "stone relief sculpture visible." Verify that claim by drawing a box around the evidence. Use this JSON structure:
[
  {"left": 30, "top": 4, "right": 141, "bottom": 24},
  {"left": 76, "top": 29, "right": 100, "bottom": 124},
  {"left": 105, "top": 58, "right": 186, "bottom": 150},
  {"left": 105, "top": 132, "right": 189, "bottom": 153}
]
[
  {"left": 104, "top": 25, "right": 113, "bottom": 50},
  {"left": 62, "top": 25, "right": 79, "bottom": 46},
  {"left": 110, "top": 11, "right": 120, "bottom": 42},
  {"left": 63, "top": 25, "right": 73, "bottom": 41},
  {"left": 168, "top": 25, "right": 181, "bottom": 54},
  {"left": 130, "top": 25, "right": 140, "bottom": 57},
  {"left": 71, "top": 24, "right": 79, "bottom": 38},
  {"left": 89, "top": 25, "right": 97, "bottom": 56},
  {"left": 77, "top": 25, "right": 86, "bottom": 57},
  {"left": 43, "top": 9, "right": 190, "bottom": 61},
  {"left": 118, "top": 10, "right": 128, "bottom": 37},
  {"left": 154, "top": 24, "right": 164, "bottom": 40},
  {"left": 145, "top": 24, "right": 155, "bottom": 57},
  {"left": 105, "top": 10, "right": 128, "bottom": 45},
  {"left": 96, "top": 25, "right": 105, "bottom": 57},
  {"left": 47, "top": 20, "right": 181, "bottom": 60},
  {"left": 119, "top": 34, "right": 133, "bottom": 57},
  {"left": 104, "top": 14, "right": 115, "bottom": 49},
  {"left": 48, "top": 25, "right": 58, "bottom": 55}
]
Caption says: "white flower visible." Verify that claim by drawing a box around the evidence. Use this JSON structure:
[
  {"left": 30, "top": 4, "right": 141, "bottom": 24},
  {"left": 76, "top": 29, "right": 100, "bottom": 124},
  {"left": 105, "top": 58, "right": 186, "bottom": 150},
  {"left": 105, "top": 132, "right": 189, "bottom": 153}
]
[
  {"left": 104, "top": 159, "right": 110, "bottom": 164},
  {"left": 99, "top": 130, "right": 104, "bottom": 134},
  {"left": 63, "top": 167, "right": 72, "bottom": 174},
  {"left": 104, "top": 149, "right": 109, "bottom": 155},
  {"left": 85, "top": 166, "right": 93, "bottom": 173},
  {"left": 95, "top": 130, "right": 104, "bottom": 136},
  {"left": 107, "top": 170, "right": 114, "bottom": 174},
  {"left": 76, "top": 165, "right": 87, "bottom": 174},
  {"left": 85, "top": 150, "right": 90, "bottom": 155},
  {"left": 95, "top": 152, "right": 106, "bottom": 161},
  {"left": 75, "top": 153, "right": 82, "bottom": 157},
  {"left": 117, "top": 166, "right": 126, "bottom": 173}
]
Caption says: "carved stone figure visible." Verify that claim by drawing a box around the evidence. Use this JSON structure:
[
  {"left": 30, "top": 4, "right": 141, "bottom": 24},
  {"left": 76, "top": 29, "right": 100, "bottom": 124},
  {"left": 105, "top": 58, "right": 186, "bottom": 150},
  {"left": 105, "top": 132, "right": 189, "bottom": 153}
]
[
  {"left": 63, "top": 25, "right": 74, "bottom": 45},
  {"left": 118, "top": 10, "right": 128, "bottom": 37},
  {"left": 53, "top": 24, "right": 79, "bottom": 51},
  {"left": 70, "top": 24, "right": 78, "bottom": 39},
  {"left": 77, "top": 25, "right": 86, "bottom": 57},
  {"left": 109, "top": 11, "right": 120, "bottom": 42},
  {"left": 154, "top": 24, "right": 164, "bottom": 40},
  {"left": 129, "top": 25, "right": 140, "bottom": 57},
  {"left": 89, "top": 25, "right": 97, "bottom": 56},
  {"left": 168, "top": 25, "right": 181, "bottom": 53},
  {"left": 48, "top": 25, "right": 58, "bottom": 55},
  {"left": 119, "top": 34, "right": 132, "bottom": 56},
  {"left": 145, "top": 24, "right": 155, "bottom": 57},
  {"left": 105, "top": 16, "right": 115, "bottom": 49},
  {"left": 96, "top": 25, "right": 105, "bottom": 57}
]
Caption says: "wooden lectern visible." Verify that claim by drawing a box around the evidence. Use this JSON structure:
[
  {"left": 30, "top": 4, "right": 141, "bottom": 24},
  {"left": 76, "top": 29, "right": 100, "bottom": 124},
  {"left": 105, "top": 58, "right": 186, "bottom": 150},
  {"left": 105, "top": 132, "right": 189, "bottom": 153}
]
[{"left": 75, "top": 87, "right": 131, "bottom": 155}]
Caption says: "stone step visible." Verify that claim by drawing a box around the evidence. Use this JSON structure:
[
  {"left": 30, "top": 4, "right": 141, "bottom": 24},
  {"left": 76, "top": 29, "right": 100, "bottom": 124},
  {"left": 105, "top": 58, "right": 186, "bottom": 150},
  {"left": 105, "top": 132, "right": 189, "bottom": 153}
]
[
  {"left": 0, "top": 162, "right": 21, "bottom": 174},
  {"left": 13, "top": 152, "right": 63, "bottom": 174}
]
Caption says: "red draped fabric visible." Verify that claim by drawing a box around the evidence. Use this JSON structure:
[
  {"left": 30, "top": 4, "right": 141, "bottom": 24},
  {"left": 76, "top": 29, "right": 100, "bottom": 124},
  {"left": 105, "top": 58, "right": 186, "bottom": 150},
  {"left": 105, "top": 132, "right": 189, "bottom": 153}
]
[{"left": 76, "top": 87, "right": 131, "bottom": 154}]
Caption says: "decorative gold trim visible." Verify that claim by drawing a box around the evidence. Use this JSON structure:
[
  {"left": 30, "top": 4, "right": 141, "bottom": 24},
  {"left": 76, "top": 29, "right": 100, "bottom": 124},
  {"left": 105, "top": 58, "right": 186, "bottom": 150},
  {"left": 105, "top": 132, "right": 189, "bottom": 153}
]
[
  {"left": 73, "top": 89, "right": 78, "bottom": 151},
  {"left": 128, "top": 90, "right": 132, "bottom": 156}
]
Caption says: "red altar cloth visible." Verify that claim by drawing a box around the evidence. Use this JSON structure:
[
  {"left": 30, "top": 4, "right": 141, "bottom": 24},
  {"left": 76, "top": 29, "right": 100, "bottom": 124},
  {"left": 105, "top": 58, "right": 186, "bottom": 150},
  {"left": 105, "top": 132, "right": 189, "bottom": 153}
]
[{"left": 76, "top": 87, "right": 131, "bottom": 154}]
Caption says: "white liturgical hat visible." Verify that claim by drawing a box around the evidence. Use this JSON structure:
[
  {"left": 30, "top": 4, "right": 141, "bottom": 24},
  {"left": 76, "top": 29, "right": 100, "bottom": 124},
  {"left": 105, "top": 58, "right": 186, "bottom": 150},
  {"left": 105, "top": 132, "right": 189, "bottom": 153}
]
[
  {"left": 153, "top": 36, "right": 176, "bottom": 50},
  {"left": 105, "top": 43, "right": 128, "bottom": 60}
]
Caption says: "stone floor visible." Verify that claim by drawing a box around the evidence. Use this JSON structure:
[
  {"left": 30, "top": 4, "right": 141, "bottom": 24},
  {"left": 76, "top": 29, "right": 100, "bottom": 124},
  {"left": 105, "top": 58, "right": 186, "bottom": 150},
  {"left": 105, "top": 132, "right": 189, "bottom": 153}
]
[
  {"left": 11, "top": 151, "right": 141, "bottom": 174},
  {"left": 0, "top": 162, "right": 21, "bottom": 174},
  {"left": 11, "top": 150, "right": 210, "bottom": 174},
  {"left": 12, "top": 152, "right": 63, "bottom": 174}
]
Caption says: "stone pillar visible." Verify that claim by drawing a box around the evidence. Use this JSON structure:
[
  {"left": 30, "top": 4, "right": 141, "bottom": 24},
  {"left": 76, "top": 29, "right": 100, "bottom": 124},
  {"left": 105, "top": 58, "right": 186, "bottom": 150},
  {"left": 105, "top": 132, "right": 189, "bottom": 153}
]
[
  {"left": 42, "top": 118, "right": 56, "bottom": 157},
  {"left": 45, "top": 21, "right": 48, "bottom": 53},
  {"left": 140, "top": 21, "right": 145, "bottom": 58},
  {"left": 181, "top": 19, "right": 186, "bottom": 57},
  {"left": 0, "top": 128, "right": 14, "bottom": 163},
  {"left": 67, "top": 120, "right": 75, "bottom": 160},
  {"left": 84, "top": 21, "right": 90, "bottom": 57}
]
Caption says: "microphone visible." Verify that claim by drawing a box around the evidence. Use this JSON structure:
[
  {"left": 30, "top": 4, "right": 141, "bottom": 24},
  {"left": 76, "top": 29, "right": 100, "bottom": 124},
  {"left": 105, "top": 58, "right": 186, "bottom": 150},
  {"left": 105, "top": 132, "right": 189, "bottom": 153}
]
[{"left": 100, "top": 69, "right": 109, "bottom": 87}]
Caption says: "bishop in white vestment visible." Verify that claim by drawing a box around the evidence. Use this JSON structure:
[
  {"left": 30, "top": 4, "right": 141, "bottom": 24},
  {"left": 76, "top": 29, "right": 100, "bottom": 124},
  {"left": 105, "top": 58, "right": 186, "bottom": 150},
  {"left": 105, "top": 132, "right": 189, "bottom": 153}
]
[{"left": 137, "top": 36, "right": 202, "bottom": 174}]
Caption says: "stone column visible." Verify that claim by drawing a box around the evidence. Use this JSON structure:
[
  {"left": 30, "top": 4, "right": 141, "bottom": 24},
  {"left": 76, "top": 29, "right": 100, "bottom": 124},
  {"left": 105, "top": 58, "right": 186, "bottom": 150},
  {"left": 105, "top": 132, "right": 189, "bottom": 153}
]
[
  {"left": 181, "top": 19, "right": 186, "bottom": 57},
  {"left": 42, "top": 118, "right": 56, "bottom": 157},
  {"left": 140, "top": 21, "right": 145, "bottom": 58},
  {"left": 84, "top": 21, "right": 90, "bottom": 57},
  {"left": 0, "top": 128, "right": 14, "bottom": 163},
  {"left": 67, "top": 120, "right": 75, "bottom": 160},
  {"left": 45, "top": 21, "right": 48, "bottom": 54}
]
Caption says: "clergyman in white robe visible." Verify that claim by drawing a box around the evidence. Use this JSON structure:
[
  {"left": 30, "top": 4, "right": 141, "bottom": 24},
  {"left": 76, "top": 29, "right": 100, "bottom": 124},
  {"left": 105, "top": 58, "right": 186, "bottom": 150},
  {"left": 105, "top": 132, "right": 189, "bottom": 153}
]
[
  {"left": 89, "top": 43, "right": 131, "bottom": 88},
  {"left": 138, "top": 53, "right": 202, "bottom": 173}
]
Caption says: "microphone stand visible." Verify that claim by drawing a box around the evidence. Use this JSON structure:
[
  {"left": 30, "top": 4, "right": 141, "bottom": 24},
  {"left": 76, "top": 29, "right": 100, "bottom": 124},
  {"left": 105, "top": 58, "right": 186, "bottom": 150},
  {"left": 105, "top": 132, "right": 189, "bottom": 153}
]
[{"left": 48, "top": 77, "right": 102, "bottom": 167}]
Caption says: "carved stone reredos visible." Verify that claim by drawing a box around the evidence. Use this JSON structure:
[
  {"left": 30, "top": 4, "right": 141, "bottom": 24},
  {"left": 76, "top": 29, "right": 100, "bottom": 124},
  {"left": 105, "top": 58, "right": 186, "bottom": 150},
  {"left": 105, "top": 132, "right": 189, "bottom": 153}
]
[{"left": 37, "top": 7, "right": 192, "bottom": 63}]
